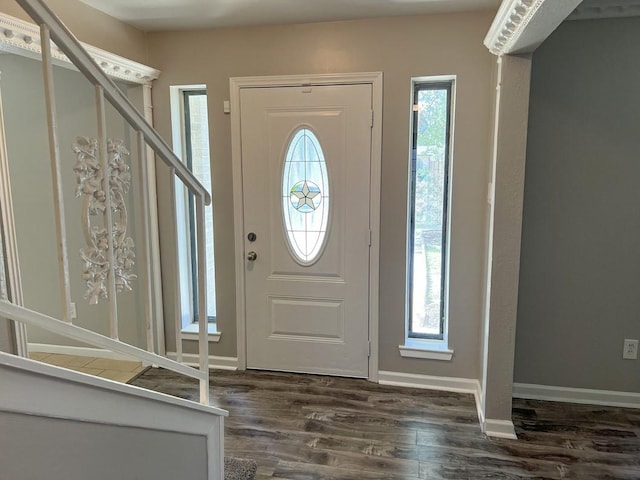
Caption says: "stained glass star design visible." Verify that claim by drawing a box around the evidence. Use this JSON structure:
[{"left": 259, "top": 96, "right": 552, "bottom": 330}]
[{"left": 290, "top": 180, "right": 321, "bottom": 213}]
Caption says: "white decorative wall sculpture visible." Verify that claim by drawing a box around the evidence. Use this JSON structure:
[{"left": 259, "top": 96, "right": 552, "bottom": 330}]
[{"left": 72, "top": 137, "right": 136, "bottom": 304}]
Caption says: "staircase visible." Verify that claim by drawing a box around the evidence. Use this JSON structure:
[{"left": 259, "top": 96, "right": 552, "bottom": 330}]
[
  {"left": 0, "top": 1, "right": 232, "bottom": 478},
  {"left": 0, "top": 352, "right": 228, "bottom": 479}
]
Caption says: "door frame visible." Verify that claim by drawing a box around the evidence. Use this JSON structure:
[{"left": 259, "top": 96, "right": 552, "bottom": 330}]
[{"left": 230, "top": 72, "right": 382, "bottom": 381}]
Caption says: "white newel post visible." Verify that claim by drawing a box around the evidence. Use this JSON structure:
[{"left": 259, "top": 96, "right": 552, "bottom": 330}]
[{"left": 197, "top": 195, "right": 210, "bottom": 405}]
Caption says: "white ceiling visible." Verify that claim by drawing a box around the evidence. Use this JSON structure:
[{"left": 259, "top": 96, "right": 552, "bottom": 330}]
[{"left": 79, "top": 0, "right": 499, "bottom": 31}]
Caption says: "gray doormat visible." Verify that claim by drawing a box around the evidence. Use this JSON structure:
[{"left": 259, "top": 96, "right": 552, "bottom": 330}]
[{"left": 224, "top": 456, "right": 257, "bottom": 480}]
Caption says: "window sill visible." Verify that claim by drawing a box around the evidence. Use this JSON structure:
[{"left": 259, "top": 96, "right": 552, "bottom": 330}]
[
  {"left": 181, "top": 322, "right": 221, "bottom": 343},
  {"left": 399, "top": 341, "right": 453, "bottom": 361}
]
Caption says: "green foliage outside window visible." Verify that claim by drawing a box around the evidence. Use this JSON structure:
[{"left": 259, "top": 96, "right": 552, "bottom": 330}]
[
  {"left": 409, "top": 82, "right": 451, "bottom": 338},
  {"left": 414, "top": 89, "right": 447, "bottom": 230}
]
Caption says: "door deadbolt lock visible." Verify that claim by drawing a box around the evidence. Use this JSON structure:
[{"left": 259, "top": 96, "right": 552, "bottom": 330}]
[
  {"left": 247, "top": 251, "right": 257, "bottom": 261},
  {"left": 247, "top": 232, "right": 257, "bottom": 242}
]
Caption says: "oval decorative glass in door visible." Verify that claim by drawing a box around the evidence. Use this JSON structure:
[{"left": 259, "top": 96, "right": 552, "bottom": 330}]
[{"left": 282, "top": 128, "right": 329, "bottom": 265}]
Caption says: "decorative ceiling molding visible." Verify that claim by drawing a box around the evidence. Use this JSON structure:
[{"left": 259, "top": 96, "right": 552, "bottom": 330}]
[
  {"left": 484, "top": 0, "right": 542, "bottom": 55},
  {"left": 0, "top": 12, "right": 159, "bottom": 84},
  {"left": 568, "top": 1, "right": 640, "bottom": 21},
  {"left": 484, "top": 0, "right": 582, "bottom": 56}
]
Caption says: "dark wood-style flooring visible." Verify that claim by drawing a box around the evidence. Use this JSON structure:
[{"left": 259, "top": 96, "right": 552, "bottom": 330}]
[{"left": 131, "top": 369, "right": 640, "bottom": 479}]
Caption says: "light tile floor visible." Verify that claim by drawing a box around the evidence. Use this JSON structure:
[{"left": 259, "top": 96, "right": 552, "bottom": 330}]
[{"left": 29, "top": 352, "right": 145, "bottom": 383}]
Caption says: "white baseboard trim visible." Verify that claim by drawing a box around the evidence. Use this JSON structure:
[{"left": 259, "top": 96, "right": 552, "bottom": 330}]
[
  {"left": 167, "top": 352, "right": 238, "bottom": 371},
  {"left": 469, "top": 380, "right": 518, "bottom": 440},
  {"left": 475, "top": 384, "right": 485, "bottom": 426},
  {"left": 513, "top": 383, "right": 640, "bottom": 409},
  {"left": 28, "top": 343, "right": 135, "bottom": 361},
  {"left": 377, "top": 371, "right": 518, "bottom": 437},
  {"left": 482, "top": 418, "right": 517, "bottom": 439},
  {"left": 378, "top": 370, "right": 479, "bottom": 394}
]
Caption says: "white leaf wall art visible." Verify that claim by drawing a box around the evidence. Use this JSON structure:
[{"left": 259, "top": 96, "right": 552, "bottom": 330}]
[{"left": 72, "top": 136, "right": 136, "bottom": 304}]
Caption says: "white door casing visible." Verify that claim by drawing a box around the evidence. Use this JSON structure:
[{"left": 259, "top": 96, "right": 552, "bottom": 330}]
[{"left": 230, "top": 73, "right": 382, "bottom": 380}]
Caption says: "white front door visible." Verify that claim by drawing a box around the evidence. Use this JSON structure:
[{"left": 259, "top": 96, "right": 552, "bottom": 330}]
[{"left": 239, "top": 83, "right": 372, "bottom": 377}]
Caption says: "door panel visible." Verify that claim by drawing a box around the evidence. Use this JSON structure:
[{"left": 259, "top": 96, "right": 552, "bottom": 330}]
[
  {"left": 240, "top": 84, "right": 372, "bottom": 377},
  {"left": 268, "top": 297, "right": 344, "bottom": 339}
]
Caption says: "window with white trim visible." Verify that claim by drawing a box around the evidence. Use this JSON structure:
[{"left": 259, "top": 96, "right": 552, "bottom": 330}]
[
  {"left": 171, "top": 86, "right": 218, "bottom": 336},
  {"left": 402, "top": 78, "right": 454, "bottom": 359}
]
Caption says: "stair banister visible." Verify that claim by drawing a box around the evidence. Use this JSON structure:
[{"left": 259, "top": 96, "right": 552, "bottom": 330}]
[
  {"left": 1, "top": 2, "right": 220, "bottom": 475},
  {"left": 0, "top": 300, "right": 209, "bottom": 382},
  {"left": 8, "top": 0, "right": 212, "bottom": 405},
  {"left": 16, "top": 0, "right": 212, "bottom": 206}
]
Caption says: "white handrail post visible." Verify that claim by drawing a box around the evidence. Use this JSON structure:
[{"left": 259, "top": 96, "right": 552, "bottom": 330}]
[
  {"left": 40, "top": 25, "right": 72, "bottom": 324},
  {"left": 169, "top": 168, "right": 183, "bottom": 364},
  {"left": 137, "top": 131, "right": 154, "bottom": 353},
  {"left": 95, "top": 86, "right": 119, "bottom": 340},
  {"left": 196, "top": 195, "right": 209, "bottom": 405}
]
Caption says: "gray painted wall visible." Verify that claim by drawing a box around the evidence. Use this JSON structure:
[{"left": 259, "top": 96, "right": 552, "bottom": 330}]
[
  {"left": 0, "top": 54, "right": 145, "bottom": 348},
  {"left": 515, "top": 17, "right": 640, "bottom": 392},
  {"left": 0, "top": 411, "right": 207, "bottom": 480},
  {"left": 0, "top": 320, "right": 14, "bottom": 353}
]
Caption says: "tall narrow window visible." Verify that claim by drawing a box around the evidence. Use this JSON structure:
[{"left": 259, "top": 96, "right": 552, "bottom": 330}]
[
  {"left": 183, "top": 90, "right": 216, "bottom": 322},
  {"left": 407, "top": 80, "right": 452, "bottom": 340}
]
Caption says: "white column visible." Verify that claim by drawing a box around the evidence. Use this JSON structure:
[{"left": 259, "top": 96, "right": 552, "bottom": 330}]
[
  {"left": 480, "top": 54, "right": 532, "bottom": 438},
  {"left": 142, "top": 83, "right": 166, "bottom": 355}
]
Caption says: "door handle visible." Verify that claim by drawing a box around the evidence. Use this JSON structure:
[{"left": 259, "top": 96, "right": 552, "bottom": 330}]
[{"left": 247, "top": 251, "right": 258, "bottom": 261}]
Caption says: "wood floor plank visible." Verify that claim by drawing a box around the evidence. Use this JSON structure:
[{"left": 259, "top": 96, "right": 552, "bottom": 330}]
[
  {"left": 131, "top": 369, "right": 640, "bottom": 479},
  {"left": 267, "top": 443, "right": 420, "bottom": 477},
  {"left": 226, "top": 409, "right": 419, "bottom": 444},
  {"left": 272, "top": 460, "right": 420, "bottom": 480},
  {"left": 227, "top": 423, "right": 421, "bottom": 461},
  {"left": 419, "top": 461, "right": 565, "bottom": 480}
]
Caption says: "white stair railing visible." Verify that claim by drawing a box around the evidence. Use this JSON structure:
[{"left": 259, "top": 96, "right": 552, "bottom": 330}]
[
  {"left": 1, "top": 0, "right": 212, "bottom": 405},
  {"left": 0, "top": 301, "right": 203, "bottom": 382}
]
